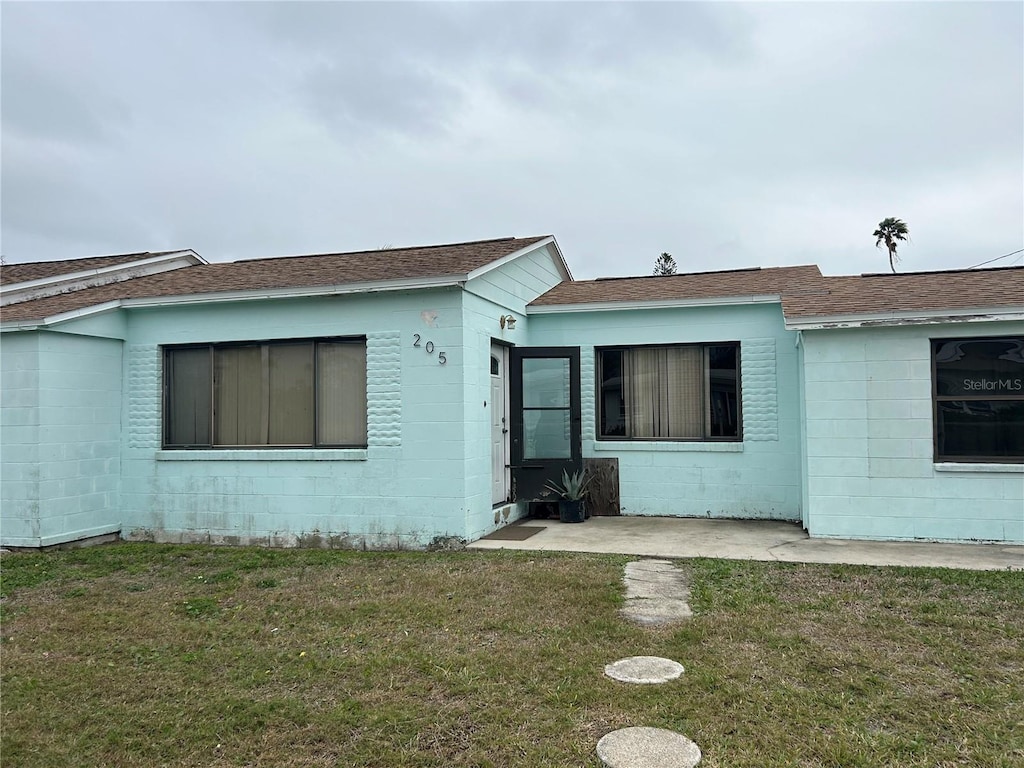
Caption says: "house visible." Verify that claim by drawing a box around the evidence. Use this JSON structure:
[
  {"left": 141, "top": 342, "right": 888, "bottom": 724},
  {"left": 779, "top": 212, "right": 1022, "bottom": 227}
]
[{"left": 1, "top": 236, "right": 1021, "bottom": 549}]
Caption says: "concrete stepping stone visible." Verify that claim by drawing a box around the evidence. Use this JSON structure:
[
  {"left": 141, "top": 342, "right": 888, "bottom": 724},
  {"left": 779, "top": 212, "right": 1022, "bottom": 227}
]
[
  {"left": 597, "top": 726, "right": 701, "bottom": 768},
  {"left": 605, "top": 656, "right": 685, "bottom": 684},
  {"left": 620, "top": 559, "right": 692, "bottom": 625}
]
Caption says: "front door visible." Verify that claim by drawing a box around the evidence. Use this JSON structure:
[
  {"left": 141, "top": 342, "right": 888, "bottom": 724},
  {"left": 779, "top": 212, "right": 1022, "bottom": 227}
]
[
  {"left": 510, "top": 346, "right": 582, "bottom": 501},
  {"left": 490, "top": 344, "right": 510, "bottom": 505}
]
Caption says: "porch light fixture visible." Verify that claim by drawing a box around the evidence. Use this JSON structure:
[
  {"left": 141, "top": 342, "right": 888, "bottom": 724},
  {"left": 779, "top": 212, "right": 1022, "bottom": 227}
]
[{"left": 499, "top": 314, "right": 517, "bottom": 330}]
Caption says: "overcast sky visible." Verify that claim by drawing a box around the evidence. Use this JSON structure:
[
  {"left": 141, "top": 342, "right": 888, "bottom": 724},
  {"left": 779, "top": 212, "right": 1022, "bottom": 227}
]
[{"left": 2, "top": 1, "right": 1021, "bottom": 279}]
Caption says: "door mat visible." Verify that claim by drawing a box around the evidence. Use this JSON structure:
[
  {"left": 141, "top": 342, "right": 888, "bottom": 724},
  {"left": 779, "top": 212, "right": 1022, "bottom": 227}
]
[{"left": 482, "top": 525, "right": 545, "bottom": 541}]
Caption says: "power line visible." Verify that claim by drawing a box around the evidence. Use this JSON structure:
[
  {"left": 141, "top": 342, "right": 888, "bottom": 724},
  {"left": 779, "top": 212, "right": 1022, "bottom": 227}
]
[{"left": 966, "top": 248, "right": 1024, "bottom": 269}]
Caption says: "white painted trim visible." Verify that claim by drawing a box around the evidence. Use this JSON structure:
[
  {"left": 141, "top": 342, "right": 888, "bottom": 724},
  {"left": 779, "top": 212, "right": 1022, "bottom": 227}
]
[
  {"left": 465, "top": 236, "right": 573, "bottom": 283},
  {"left": 0, "top": 300, "right": 124, "bottom": 331},
  {"left": 0, "top": 251, "right": 205, "bottom": 306},
  {"left": 786, "top": 306, "right": 1024, "bottom": 330},
  {"left": 121, "top": 276, "right": 463, "bottom": 309},
  {"left": 547, "top": 237, "right": 574, "bottom": 282},
  {"left": 528, "top": 294, "right": 782, "bottom": 314},
  {"left": 156, "top": 449, "right": 368, "bottom": 461},
  {"left": 934, "top": 462, "right": 1024, "bottom": 474},
  {"left": 593, "top": 441, "right": 744, "bottom": 453}
]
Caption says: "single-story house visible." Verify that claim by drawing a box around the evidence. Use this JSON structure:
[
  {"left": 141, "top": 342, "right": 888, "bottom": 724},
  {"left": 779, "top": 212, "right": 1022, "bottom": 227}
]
[{"left": 1, "top": 235, "right": 1021, "bottom": 549}]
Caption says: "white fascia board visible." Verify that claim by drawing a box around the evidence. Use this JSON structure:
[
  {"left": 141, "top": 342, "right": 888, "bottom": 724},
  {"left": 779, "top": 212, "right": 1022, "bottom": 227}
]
[
  {"left": 465, "top": 236, "right": 573, "bottom": 283},
  {"left": 526, "top": 294, "right": 782, "bottom": 315},
  {"left": 119, "top": 275, "right": 465, "bottom": 309},
  {"left": 785, "top": 306, "right": 1024, "bottom": 330},
  {"left": 545, "top": 236, "right": 574, "bottom": 282}
]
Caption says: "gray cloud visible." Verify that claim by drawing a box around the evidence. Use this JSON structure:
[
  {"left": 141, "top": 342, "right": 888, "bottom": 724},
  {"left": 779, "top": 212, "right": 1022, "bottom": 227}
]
[{"left": 1, "top": 2, "right": 1020, "bottom": 277}]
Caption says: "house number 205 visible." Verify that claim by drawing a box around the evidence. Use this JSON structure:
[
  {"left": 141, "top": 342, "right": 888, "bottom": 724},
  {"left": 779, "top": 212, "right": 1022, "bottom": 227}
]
[{"left": 412, "top": 334, "right": 447, "bottom": 365}]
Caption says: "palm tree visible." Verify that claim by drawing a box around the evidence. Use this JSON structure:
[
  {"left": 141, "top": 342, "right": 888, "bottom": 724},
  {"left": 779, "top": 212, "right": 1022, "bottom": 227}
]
[{"left": 873, "top": 217, "right": 910, "bottom": 273}]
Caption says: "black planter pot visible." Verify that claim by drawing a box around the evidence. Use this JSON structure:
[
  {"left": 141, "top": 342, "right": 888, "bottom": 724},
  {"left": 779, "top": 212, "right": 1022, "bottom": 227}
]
[{"left": 558, "top": 500, "right": 586, "bottom": 523}]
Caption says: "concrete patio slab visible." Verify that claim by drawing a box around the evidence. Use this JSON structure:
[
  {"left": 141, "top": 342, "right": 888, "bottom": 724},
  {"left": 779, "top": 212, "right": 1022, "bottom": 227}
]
[
  {"left": 621, "top": 559, "right": 693, "bottom": 625},
  {"left": 470, "top": 516, "right": 1024, "bottom": 571}
]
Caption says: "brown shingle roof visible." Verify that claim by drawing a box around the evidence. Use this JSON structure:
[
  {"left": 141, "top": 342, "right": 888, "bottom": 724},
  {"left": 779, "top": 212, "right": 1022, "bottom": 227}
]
[
  {"left": 782, "top": 266, "right": 1024, "bottom": 319},
  {"left": 530, "top": 263, "right": 1022, "bottom": 322},
  {"left": 0, "top": 252, "right": 177, "bottom": 285},
  {"left": 530, "top": 265, "right": 825, "bottom": 306},
  {"left": 0, "top": 236, "right": 551, "bottom": 323}
]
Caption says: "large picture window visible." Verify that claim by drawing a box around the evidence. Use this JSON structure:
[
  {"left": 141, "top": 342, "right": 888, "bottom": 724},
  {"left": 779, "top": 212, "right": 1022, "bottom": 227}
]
[
  {"left": 163, "top": 338, "right": 367, "bottom": 448},
  {"left": 932, "top": 336, "right": 1024, "bottom": 463},
  {"left": 597, "top": 343, "right": 740, "bottom": 441}
]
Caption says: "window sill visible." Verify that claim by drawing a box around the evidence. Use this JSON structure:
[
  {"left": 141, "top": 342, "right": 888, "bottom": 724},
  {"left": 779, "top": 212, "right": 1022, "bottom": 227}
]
[
  {"left": 593, "top": 441, "right": 743, "bottom": 453},
  {"left": 156, "top": 449, "right": 368, "bottom": 462},
  {"left": 934, "top": 462, "right": 1023, "bottom": 474}
]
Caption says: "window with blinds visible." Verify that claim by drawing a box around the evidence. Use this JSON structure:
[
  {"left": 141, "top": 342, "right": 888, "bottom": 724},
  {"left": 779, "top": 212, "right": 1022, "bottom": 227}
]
[
  {"left": 597, "top": 343, "right": 740, "bottom": 441},
  {"left": 163, "top": 338, "right": 367, "bottom": 448}
]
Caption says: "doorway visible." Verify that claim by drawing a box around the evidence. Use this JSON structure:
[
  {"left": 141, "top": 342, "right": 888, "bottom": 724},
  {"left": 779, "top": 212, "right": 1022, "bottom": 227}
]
[
  {"left": 490, "top": 343, "right": 510, "bottom": 506},
  {"left": 509, "top": 346, "right": 582, "bottom": 501}
]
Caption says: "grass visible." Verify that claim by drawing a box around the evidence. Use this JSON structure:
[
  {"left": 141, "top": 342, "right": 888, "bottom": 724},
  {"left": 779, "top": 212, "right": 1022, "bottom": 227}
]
[{"left": 1, "top": 544, "right": 1022, "bottom": 767}]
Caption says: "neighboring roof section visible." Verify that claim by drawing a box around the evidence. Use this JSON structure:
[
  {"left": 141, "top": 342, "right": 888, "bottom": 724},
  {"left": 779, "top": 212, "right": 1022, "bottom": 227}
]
[
  {"left": 0, "top": 236, "right": 554, "bottom": 324},
  {"left": 782, "top": 266, "right": 1024, "bottom": 326},
  {"left": 1, "top": 250, "right": 206, "bottom": 309},
  {"left": 0, "top": 252, "right": 169, "bottom": 285},
  {"left": 530, "top": 265, "right": 825, "bottom": 308},
  {"left": 530, "top": 262, "right": 1023, "bottom": 327}
]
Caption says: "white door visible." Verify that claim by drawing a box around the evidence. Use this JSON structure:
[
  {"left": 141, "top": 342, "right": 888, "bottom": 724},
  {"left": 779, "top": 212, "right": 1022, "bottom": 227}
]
[{"left": 490, "top": 344, "right": 510, "bottom": 505}]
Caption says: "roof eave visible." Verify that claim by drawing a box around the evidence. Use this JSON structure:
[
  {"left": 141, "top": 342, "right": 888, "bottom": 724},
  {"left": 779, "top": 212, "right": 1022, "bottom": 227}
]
[
  {"left": 118, "top": 275, "right": 466, "bottom": 310},
  {"left": 527, "top": 294, "right": 783, "bottom": 314},
  {"left": 785, "top": 305, "right": 1024, "bottom": 330},
  {"left": 0, "top": 274, "right": 467, "bottom": 331},
  {"left": 0, "top": 300, "right": 124, "bottom": 331}
]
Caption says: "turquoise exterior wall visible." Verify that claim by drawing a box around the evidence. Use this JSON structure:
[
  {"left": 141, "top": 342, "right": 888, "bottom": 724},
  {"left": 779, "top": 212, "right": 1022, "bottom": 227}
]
[
  {"left": 801, "top": 322, "right": 1024, "bottom": 543},
  {"left": 0, "top": 330, "right": 122, "bottom": 546},
  {"left": 526, "top": 303, "right": 803, "bottom": 521},
  {"left": 461, "top": 244, "right": 567, "bottom": 539},
  {"left": 4, "top": 240, "right": 1018, "bottom": 548},
  {"left": 1, "top": 243, "right": 567, "bottom": 549},
  {"left": 120, "top": 289, "right": 470, "bottom": 548},
  {"left": 1, "top": 333, "right": 41, "bottom": 544}
]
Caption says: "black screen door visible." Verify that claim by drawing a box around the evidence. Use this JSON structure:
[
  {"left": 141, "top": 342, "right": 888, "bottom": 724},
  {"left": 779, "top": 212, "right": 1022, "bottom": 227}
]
[{"left": 510, "top": 347, "right": 582, "bottom": 501}]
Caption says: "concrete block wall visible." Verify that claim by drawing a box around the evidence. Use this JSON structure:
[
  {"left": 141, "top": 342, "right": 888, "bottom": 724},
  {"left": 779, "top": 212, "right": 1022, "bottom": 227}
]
[
  {"left": 527, "top": 302, "right": 803, "bottom": 521},
  {"left": 1, "top": 333, "right": 41, "bottom": 544},
  {"left": 119, "top": 290, "right": 471, "bottom": 548},
  {"left": 460, "top": 246, "right": 565, "bottom": 540},
  {"left": 802, "top": 323, "right": 1024, "bottom": 543},
  {"left": 1, "top": 331, "right": 122, "bottom": 547},
  {"left": 460, "top": 293, "right": 522, "bottom": 541}
]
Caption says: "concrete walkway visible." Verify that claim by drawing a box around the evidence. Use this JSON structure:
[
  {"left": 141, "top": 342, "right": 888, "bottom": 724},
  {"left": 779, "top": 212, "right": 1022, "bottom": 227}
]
[{"left": 469, "top": 516, "right": 1024, "bottom": 571}]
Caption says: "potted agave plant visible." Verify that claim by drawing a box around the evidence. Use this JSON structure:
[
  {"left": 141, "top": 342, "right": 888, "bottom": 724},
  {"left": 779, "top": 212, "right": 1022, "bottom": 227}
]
[{"left": 545, "top": 468, "right": 590, "bottom": 523}]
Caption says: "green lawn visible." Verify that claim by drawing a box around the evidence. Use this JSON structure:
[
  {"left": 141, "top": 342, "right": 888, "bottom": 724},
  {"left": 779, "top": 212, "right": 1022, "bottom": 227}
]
[{"left": 1, "top": 544, "right": 1022, "bottom": 767}]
